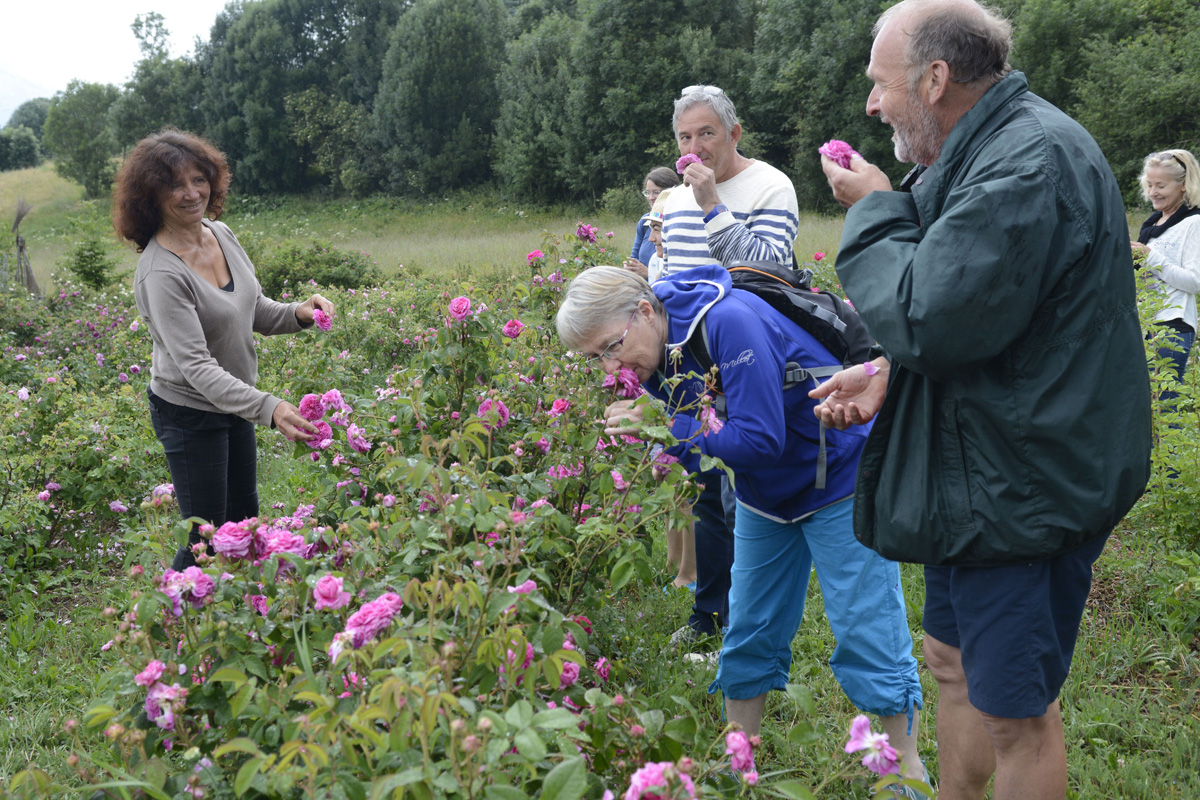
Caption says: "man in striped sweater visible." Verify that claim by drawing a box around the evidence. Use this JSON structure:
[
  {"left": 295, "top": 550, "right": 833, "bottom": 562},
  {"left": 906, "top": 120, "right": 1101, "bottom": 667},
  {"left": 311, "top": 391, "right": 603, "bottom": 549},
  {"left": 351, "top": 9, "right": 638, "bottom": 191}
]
[
  {"left": 658, "top": 85, "right": 800, "bottom": 656},
  {"left": 661, "top": 85, "right": 800, "bottom": 275}
]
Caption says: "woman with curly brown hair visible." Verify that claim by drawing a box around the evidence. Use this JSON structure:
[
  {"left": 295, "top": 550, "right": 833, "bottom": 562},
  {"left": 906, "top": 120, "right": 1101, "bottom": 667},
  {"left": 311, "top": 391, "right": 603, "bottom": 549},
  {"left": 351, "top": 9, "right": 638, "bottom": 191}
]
[{"left": 114, "top": 129, "right": 334, "bottom": 570}]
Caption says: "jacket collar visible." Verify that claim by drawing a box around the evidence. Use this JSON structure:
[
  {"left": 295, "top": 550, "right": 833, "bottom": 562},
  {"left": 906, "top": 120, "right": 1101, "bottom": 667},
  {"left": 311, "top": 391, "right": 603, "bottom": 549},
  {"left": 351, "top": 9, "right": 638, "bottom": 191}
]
[{"left": 901, "top": 71, "right": 1030, "bottom": 222}]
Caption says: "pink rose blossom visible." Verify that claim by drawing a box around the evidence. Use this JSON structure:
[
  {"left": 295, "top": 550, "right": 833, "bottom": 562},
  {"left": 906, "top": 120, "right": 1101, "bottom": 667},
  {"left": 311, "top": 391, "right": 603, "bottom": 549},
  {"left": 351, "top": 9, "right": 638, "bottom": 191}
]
[
  {"left": 312, "top": 308, "right": 333, "bottom": 332},
  {"left": 144, "top": 682, "right": 187, "bottom": 731},
  {"left": 298, "top": 394, "right": 325, "bottom": 421},
  {"left": 17, "top": 387, "right": 29, "bottom": 401},
  {"left": 109, "top": 500, "right": 128, "bottom": 513},
  {"left": 651, "top": 451, "right": 681, "bottom": 480},
  {"left": 844, "top": 714, "right": 900, "bottom": 776},
  {"left": 676, "top": 153, "right": 702, "bottom": 173},
  {"left": 576, "top": 223, "right": 598, "bottom": 243},
  {"left": 212, "top": 520, "right": 256, "bottom": 560},
  {"left": 548, "top": 398, "right": 571, "bottom": 417},
  {"left": 320, "top": 389, "right": 351, "bottom": 414},
  {"left": 559, "top": 661, "right": 581, "bottom": 689},
  {"left": 502, "top": 319, "right": 525, "bottom": 339},
  {"left": 313, "top": 574, "right": 351, "bottom": 611},
  {"left": 698, "top": 405, "right": 725, "bottom": 436},
  {"left": 306, "top": 420, "right": 334, "bottom": 450},
  {"left": 135, "top": 660, "right": 166, "bottom": 687},
  {"left": 725, "top": 730, "right": 755, "bottom": 773},
  {"left": 818, "top": 139, "right": 862, "bottom": 169},
  {"left": 813, "top": 252, "right": 826, "bottom": 261},
  {"left": 602, "top": 367, "right": 644, "bottom": 399},
  {"left": 346, "top": 424, "right": 372, "bottom": 454},
  {"left": 477, "top": 398, "right": 510, "bottom": 430},
  {"left": 344, "top": 592, "right": 404, "bottom": 649},
  {"left": 506, "top": 579, "right": 537, "bottom": 594},
  {"left": 596, "top": 657, "right": 610, "bottom": 682},
  {"left": 624, "top": 761, "right": 695, "bottom": 800},
  {"left": 527, "top": 250, "right": 545, "bottom": 265},
  {"left": 535, "top": 437, "right": 551, "bottom": 454},
  {"left": 37, "top": 490, "right": 51, "bottom": 502},
  {"left": 448, "top": 296, "right": 472, "bottom": 320},
  {"left": 611, "top": 470, "right": 627, "bottom": 491}
]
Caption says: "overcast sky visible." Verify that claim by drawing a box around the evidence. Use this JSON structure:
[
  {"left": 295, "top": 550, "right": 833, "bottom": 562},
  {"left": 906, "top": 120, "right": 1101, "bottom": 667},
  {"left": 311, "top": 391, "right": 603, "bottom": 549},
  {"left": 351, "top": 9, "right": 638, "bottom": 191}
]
[{"left": 0, "top": 1, "right": 232, "bottom": 124}]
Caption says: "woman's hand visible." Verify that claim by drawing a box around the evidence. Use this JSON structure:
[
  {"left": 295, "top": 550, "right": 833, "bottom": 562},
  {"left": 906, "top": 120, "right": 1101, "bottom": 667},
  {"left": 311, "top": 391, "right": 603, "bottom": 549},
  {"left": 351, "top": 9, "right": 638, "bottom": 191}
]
[
  {"left": 808, "top": 357, "right": 890, "bottom": 429},
  {"left": 273, "top": 401, "right": 320, "bottom": 441},
  {"left": 622, "top": 258, "right": 649, "bottom": 279},
  {"left": 1131, "top": 240, "right": 1149, "bottom": 256},
  {"left": 295, "top": 294, "right": 335, "bottom": 325},
  {"left": 602, "top": 398, "right": 646, "bottom": 436}
]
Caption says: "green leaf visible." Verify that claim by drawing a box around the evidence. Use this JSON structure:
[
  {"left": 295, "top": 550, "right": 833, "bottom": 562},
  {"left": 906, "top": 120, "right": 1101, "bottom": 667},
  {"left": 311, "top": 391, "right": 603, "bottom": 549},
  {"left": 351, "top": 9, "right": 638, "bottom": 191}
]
[
  {"left": 541, "top": 625, "right": 564, "bottom": 655},
  {"left": 787, "top": 720, "right": 819, "bottom": 746},
  {"left": 773, "top": 779, "right": 817, "bottom": 800},
  {"left": 610, "top": 559, "right": 634, "bottom": 590},
  {"left": 485, "top": 785, "right": 530, "bottom": 800},
  {"left": 531, "top": 707, "right": 581, "bottom": 731},
  {"left": 229, "top": 681, "right": 255, "bottom": 718},
  {"left": 514, "top": 727, "right": 548, "bottom": 761},
  {"left": 785, "top": 683, "right": 816, "bottom": 715},
  {"left": 234, "top": 756, "right": 264, "bottom": 797},
  {"left": 539, "top": 756, "right": 587, "bottom": 800},
  {"left": 210, "top": 668, "right": 249, "bottom": 689},
  {"left": 215, "top": 738, "right": 264, "bottom": 759},
  {"left": 83, "top": 704, "right": 116, "bottom": 729},
  {"left": 663, "top": 716, "right": 698, "bottom": 744}
]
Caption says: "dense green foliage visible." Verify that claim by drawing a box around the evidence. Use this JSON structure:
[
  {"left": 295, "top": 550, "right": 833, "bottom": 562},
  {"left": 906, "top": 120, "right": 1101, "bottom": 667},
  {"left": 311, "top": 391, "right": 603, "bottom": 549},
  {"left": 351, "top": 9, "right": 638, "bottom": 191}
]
[
  {"left": 0, "top": 126, "right": 42, "bottom": 172},
  {"left": 251, "top": 238, "right": 385, "bottom": 297},
  {"left": 40, "top": 81, "right": 121, "bottom": 199},
  {"left": 22, "top": 0, "right": 1200, "bottom": 205},
  {"left": 4, "top": 97, "right": 51, "bottom": 141}
]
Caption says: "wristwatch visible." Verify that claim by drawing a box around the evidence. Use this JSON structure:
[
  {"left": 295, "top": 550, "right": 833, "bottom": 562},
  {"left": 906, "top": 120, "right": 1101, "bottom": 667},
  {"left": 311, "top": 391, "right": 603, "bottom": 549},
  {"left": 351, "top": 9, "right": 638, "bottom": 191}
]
[{"left": 703, "top": 204, "right": 729, "bottom": 224}]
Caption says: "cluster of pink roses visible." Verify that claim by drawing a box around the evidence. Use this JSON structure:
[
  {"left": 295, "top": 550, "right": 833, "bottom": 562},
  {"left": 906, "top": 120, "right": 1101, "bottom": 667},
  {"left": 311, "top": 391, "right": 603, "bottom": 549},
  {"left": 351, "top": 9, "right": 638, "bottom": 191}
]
[
  {"left": 135, "top": 660, "right": 188, "bottom": 731},
  {"left": 210, "top": 517, "right": 317, "bottom": 563},
  {"left": 36, "top": 480, "right": 61, "bottom": 502},
  {"left": 299, "top": 389, "right": 365, "bottom": 452},
  {"left": 624, "top": 759, "right": 696, "bottom": 800},
  {"left": 725, "top": 730, "right": 758, "bottom": 785},
  {"left": 576, "top": 223, "right": 598, "bottom": 243}
]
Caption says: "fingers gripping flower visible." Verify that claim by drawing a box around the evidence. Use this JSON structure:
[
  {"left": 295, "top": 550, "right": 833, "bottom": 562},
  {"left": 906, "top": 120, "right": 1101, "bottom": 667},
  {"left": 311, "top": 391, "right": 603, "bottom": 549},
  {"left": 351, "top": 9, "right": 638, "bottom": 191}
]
[
  {"left": 312, "top": 308, "right": 333, "bottom": 332},
  {"left": 844, "top": 714, "right": 901, "bottom": 776}
]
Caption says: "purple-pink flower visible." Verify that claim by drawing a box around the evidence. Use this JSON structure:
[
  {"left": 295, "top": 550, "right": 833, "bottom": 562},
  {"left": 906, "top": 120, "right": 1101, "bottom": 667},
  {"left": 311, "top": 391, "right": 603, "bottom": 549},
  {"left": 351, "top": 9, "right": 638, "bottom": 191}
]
[
  {"left": 676, "top": 153, "right": 702, "bottom": 173},
  {"left": 624, "top": 761, "right": 696, "bottom": 800},
  {"left": 725, "top": 730, "right": 756, "bottom": 773},
  {"left": 312, "top": 308, "right": 333, "bottom": 332},
  {"left": 298, "top": 394, "right": 325, "bottom": 421},
  {"left": 346, "top": 424, "right": 372, "bottom": 454},
  {"left": 559, "top": 661, "right": 581, "bottom": 689},
  {"left": 813, "top": 251, "right": 826, "bottom": 261},
  {"left": 576, "top": 223, "right": 598, "bottom": 243},
  {"left": 548, "top": 398, "right": 571, "bottom": 417},
  {"left": 602, "top": 367, "right": 644, "bottom": 399},
  {"left": 135, "top": 660, "right": 166, "bottom": 687},
  {"left": 819, "top": 139, "right": 862, "bottom": 170},
  {"left": 109, "top": 500, "right": 128, "bottom": 513},
  {"left": 527, "top": 249, "right": 545, "bottom": 265},
  {"left": 698, "top": 405, "right": 725, "bottom": 437},
  {"left": 477, "top": 398, "right": 510, "bottom": 430},
  {"left": 313, "top": 574, "right": 351, "bottom": 611},
  {"left": 144, "top": 682, "right": 187, "bottom": 731},
  {"left": 160, "top": 567, "right": 215, "bottom": 616},
  {"left": 596, "top": 657, "right": 610, "bottom": 682},
  {"left": 344, "top": 592, "right": 404, "bottom": 649},
  {"left": 844, "top": 714, "right": 900, "bottom": 776},
  {"left": 306, "top": 420, "right": 334, "bottom": 450},
  {"left": 212, "top": 519, "right": 256, "bottom": 560},
  {"left": 448, "top": 296, "right": 472, "bottom": 321},
  {"left": 611, "top": 470, "right": 627, "bottom": 491},
  {"left": 502, "top": 319, "right": 525, "bottom": 339},
  {"left": 507, "top": 579, "right": 537, "bottom": 595}
]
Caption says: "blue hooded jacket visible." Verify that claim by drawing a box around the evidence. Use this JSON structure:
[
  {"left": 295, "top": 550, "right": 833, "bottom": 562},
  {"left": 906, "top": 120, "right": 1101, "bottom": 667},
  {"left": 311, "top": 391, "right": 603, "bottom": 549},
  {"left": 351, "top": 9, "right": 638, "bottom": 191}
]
[{"left": 647, "top": 265, "right": 869, "bottom": 522}]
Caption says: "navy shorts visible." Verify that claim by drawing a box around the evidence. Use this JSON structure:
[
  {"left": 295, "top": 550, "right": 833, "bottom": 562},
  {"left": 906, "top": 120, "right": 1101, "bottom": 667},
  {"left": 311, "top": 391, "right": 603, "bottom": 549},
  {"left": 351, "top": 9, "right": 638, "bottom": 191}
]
[{"left": 922, "top": 533, "right": 1108, "bottom": 719}]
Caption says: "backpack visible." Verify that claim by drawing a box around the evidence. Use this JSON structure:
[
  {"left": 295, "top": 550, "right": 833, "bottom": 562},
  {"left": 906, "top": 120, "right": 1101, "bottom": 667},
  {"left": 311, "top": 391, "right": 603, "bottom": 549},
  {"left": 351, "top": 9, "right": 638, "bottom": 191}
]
[{"left": 684, "top": 260, "right": 876, "bottom": 488}]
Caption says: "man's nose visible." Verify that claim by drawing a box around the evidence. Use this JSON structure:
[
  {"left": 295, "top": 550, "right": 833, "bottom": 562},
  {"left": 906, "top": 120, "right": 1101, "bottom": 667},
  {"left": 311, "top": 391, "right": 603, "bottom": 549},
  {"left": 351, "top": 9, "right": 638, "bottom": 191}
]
[{"left": 866, "top": 86, "right": 882, "bottom": 117}]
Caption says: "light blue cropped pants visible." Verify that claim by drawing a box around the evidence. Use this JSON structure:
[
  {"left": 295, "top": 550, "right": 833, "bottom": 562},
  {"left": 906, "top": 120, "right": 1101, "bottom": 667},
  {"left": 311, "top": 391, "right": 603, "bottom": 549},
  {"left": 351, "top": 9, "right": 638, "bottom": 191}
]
[{"left": 711, "top": 497, "right": 923, "bottom": 719}]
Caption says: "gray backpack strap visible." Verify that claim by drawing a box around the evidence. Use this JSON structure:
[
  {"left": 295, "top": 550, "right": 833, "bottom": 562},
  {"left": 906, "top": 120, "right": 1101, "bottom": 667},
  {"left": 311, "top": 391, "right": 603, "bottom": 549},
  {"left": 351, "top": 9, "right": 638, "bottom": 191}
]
[{"left": 781, "top": 362, "right": 843, "bottom": 489}]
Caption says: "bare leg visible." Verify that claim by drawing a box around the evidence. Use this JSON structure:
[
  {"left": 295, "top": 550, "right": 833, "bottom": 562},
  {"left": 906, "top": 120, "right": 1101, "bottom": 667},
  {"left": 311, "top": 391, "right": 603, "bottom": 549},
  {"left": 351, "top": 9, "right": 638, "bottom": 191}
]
[
  {"left": 726, "top": 693, "right": 768, "bottom": 737},
  {"left": 879, "top": 707, "right": 925, "bottom": 781},
  {"left": 673, "top": 515, "right": 697, "bottom": 586},
  {"left": 924, "top": 635, "right": 994, "bottom": 800},
  {"left": 982, "top": 701, "right": 1067, "bottom": 800}
]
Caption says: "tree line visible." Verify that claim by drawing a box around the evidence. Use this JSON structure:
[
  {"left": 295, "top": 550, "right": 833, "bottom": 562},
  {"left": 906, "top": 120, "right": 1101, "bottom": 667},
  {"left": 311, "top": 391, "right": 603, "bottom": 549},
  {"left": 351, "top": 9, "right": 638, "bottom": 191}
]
[{"left": 5, "top": 0, "right": 1198, "bottom": 209}]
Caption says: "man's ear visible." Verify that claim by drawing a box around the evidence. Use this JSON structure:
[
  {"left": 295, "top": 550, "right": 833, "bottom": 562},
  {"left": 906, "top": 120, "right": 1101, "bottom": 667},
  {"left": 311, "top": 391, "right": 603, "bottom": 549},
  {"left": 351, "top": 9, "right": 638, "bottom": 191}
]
[
  {"left": 728, "top": 122, "right": 743, "bottom": 147},
  {"left": 925, "top": 60, "right": 951, "bottom": 105}
]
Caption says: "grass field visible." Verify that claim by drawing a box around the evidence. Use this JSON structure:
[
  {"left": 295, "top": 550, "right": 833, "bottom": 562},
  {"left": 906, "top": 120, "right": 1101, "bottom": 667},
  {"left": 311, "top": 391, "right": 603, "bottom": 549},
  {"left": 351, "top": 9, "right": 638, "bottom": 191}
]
[{"left": 0, "top": 164, "right": 848, "bottom": 289}]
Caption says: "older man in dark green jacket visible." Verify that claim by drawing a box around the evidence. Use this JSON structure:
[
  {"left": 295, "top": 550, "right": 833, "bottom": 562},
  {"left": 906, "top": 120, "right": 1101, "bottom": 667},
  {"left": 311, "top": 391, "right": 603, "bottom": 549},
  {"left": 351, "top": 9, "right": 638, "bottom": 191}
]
[{"left": 813, "top": 1, "right": 1151, "bottom": 799}]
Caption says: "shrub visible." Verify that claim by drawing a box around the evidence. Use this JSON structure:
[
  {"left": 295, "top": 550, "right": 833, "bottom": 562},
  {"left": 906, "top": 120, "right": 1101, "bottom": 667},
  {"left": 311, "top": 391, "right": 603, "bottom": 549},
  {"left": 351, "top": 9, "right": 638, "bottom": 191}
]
[{"left": 254, "top": 239, "right": 384, "bottom": 298}]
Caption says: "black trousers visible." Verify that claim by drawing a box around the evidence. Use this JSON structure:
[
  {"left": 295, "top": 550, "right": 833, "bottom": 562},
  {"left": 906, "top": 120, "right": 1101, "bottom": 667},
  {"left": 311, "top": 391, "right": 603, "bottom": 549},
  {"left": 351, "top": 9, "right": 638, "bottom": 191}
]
[{"left": 148, "top": 389, "right": 259, "bottom": 570}]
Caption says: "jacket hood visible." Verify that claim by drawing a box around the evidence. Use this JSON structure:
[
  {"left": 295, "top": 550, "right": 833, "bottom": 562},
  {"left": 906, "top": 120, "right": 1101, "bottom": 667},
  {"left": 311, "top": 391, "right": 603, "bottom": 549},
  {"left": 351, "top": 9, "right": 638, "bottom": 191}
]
[{"left": 653, "top": 264, "right": 730, "bottom": 350}]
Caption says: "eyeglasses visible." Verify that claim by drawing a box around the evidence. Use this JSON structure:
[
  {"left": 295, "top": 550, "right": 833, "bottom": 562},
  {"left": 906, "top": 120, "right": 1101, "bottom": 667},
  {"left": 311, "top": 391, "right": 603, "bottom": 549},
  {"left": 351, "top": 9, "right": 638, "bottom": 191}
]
[
  {"left": 587, "top": 310, "right": 638, "bottom": 364},
  {"left": 642, "top": 188, "right": 663, "bottom": 198},
  {"left": 681, "top": 85, "right": 725, "bottom": 97}
]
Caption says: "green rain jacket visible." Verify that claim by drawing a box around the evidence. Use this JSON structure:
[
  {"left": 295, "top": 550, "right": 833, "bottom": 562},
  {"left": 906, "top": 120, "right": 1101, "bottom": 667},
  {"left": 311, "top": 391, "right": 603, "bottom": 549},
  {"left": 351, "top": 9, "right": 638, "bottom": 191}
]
[{"left": 836, "top": 72, "right": 1151, "bottom": 566}]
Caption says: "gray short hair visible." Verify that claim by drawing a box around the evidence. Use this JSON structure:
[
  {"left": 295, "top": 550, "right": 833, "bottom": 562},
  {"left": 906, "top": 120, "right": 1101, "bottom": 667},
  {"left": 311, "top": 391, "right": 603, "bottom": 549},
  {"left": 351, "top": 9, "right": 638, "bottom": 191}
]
[
  {"left": 672, "top": 86, "right": 740, "bottom": 140},
  {"left": 555, "top": 266, "right": 662, "bottom": 351},
  {"left": 1140, "top": 149, "right": 1200, "bottom": 209},
  {"left": 876, "top": 0, "right": 1012, "bottom": 90}
]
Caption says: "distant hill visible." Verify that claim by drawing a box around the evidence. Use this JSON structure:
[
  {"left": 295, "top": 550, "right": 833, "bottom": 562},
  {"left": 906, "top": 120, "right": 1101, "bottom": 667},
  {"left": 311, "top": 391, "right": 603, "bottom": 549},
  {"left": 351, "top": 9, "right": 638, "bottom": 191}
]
[{"left": 0, "top": 68, "right": 54, "bottom": 127}]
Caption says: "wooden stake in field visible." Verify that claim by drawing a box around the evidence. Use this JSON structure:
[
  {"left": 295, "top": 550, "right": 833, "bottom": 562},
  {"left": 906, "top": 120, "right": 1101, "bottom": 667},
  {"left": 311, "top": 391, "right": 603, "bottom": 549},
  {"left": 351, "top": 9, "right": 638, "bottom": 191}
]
[{"left": 11, "top": 198, "right": 41, "bottom": 297}]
